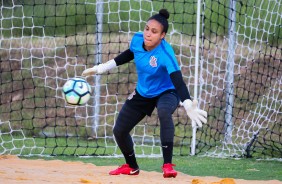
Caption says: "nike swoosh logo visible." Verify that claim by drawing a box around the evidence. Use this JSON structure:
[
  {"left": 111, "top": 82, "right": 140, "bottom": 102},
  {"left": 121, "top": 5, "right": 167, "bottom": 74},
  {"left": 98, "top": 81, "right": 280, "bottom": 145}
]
[
  {"left": 129, "top": 153, "right": 135, "bottom": 156},
  {"left": 130, "top": 169, "right": 139, "bottom": 175}
]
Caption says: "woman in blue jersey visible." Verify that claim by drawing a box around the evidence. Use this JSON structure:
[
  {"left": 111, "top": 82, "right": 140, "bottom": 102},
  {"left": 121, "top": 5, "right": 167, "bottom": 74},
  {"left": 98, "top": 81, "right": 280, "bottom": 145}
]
[{"left": 82, "top": 9, "right": 207, "bottom": 178}]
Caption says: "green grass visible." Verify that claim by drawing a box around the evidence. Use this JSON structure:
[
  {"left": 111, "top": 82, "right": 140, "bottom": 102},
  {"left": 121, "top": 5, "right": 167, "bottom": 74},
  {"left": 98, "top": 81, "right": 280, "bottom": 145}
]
[{"left": 24, "top": 155, "right": 282, "bottom": 181}]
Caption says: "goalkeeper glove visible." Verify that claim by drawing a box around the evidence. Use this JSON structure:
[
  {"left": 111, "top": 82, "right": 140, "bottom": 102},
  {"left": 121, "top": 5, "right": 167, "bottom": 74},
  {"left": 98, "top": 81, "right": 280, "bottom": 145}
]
[
  {"left": 82, "top": 59, "right": 117, "bottom": 76},
  {"left": 182, "top": 99, "right": 207, "bottom": 128}
]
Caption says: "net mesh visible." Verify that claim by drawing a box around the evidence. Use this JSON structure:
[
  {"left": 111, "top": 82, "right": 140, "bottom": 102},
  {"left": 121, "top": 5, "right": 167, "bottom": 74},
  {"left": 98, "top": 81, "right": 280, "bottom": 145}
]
[{"left": 0, "top": 0, "right": 281, "bottom": 158}]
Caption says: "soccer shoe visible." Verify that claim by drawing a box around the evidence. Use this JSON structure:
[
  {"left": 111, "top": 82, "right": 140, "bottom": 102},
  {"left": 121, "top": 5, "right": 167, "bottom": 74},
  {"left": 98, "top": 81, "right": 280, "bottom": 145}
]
[
  {"left": 109, "top": 164, "right": 140, "bottom": 175},
  {"left": 162, "top": 163, "right": 177, "bottom": 178}
]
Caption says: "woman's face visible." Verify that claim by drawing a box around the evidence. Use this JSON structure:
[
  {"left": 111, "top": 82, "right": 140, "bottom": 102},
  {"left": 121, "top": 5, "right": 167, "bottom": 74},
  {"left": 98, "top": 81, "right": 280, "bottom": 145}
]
[{"left": 143, "top": 19, "right": 166, "bottom": 51}]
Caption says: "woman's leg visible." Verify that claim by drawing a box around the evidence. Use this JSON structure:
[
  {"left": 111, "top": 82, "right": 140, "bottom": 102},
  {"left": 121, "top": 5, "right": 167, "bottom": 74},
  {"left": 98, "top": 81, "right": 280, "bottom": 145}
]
[
  {"left": 156, "top": 92, "right": 179, "bottom": 164},
  {"left": 113, "top": 101, "right": 146, "bottom": 169}
]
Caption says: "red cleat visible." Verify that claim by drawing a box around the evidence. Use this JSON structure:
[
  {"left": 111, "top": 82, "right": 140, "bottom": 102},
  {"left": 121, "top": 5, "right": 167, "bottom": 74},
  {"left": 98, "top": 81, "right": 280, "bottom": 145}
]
[
  {"left": 109, "top": 164, "right": 140, "bottom": 175},
  {"left": 162, "top": 163, "right": 177, "bottom": 178}
]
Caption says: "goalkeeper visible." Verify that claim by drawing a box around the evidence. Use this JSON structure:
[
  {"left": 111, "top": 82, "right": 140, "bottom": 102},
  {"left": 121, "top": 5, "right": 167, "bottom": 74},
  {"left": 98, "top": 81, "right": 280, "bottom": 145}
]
[{"left": 82, "top": 9, "right": 207, "bottom": 178}]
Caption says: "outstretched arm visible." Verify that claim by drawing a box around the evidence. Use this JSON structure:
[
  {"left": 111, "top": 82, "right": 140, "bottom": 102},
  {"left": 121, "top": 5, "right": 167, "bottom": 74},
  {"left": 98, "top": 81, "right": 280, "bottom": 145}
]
[
  {"left": 114, "top": 49, "right": 134, "bottom": 66},
  {"left": 82, "top": 49, "right": 134, "bottom": 76},
  {"left": 170, "top": 71, "right": 207, "bottom": 128}
]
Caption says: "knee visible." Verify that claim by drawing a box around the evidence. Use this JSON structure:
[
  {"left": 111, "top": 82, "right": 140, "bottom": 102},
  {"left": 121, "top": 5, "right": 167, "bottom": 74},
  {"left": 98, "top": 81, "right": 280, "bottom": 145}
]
[
  {"left": 113, "top": 126, "right": 126, "bottom": 139},
  {"left": 157, "top": 107, "right": 172, "bottom": 119},
  {"left": 113, "top": 126, "right": 121, "bottom": 138}
]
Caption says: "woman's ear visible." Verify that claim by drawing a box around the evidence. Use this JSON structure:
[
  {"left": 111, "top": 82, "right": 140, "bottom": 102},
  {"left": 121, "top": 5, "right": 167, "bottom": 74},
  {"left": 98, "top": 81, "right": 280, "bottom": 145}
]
[{"left": 161, "top": 32, "right": 166, "bottom": 39}]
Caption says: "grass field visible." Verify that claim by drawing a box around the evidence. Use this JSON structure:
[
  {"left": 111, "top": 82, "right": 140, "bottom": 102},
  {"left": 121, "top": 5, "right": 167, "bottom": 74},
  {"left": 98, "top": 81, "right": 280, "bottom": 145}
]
[{"left": 24, "top": 155, "right": 282, "bottom": 181}]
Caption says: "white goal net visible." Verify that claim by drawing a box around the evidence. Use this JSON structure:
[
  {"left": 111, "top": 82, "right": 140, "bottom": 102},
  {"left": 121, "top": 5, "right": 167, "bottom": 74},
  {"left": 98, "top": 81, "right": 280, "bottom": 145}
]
[{"left": 0, "top": 0, "right": 281, "bottom": 159}]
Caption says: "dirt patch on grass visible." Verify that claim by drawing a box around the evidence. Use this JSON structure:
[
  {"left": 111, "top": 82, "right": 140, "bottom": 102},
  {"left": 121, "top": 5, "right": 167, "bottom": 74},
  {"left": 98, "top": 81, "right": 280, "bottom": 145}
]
[{"left": 0, "top": 155, "right": 281, "bottom": 184}]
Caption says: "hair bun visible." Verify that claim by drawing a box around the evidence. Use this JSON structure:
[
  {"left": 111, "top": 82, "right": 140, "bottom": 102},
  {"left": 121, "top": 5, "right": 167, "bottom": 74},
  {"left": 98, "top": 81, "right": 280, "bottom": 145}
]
[{"left": 159, "top": 9, "right": 169, "bottom": 19}]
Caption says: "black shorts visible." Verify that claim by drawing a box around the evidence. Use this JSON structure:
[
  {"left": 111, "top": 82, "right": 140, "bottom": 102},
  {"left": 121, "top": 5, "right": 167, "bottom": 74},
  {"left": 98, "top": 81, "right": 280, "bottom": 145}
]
[{"left": 125, "top": 89, "right": 178, "bottom": 116}]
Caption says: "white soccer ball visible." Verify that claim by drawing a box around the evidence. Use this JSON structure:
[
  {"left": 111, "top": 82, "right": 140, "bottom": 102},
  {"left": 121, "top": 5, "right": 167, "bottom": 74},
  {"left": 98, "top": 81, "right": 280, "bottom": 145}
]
[{"left": 62, "top": 78, "right": 92, "bottom": 105}]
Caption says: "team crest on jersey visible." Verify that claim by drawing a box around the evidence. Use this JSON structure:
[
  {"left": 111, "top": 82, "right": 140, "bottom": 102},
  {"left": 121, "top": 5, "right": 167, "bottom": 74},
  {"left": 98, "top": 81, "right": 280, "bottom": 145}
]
[{"left": 149, "top": 56, "right": 157, "bottom": 67}]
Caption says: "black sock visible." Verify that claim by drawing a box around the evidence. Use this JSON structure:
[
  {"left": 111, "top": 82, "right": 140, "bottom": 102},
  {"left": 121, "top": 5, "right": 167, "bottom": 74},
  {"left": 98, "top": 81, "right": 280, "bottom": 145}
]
[
  {"left": 162, "top": 142, "right": 174, "bottom": 164},
  {"left": 123, "top": 150, "right": 139, "bottom": 169}
]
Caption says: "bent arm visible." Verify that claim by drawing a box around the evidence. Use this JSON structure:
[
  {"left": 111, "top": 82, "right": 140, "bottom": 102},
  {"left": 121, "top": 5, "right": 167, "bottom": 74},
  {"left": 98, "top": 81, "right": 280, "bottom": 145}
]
[
  {"left": 170, "top": 70, "right": 207, "bottom": 127},
  {"left": 170, "top": 70, "right": 191, "bottom": 102}
]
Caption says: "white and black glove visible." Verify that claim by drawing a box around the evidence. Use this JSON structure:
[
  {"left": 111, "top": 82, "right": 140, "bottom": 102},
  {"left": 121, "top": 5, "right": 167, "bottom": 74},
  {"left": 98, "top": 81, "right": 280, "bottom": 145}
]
[
  {"left": 182, "top": 99, "right": 207, "bottom": 128},
  {"left": 82, "top": 59, "right": 117, "bottom": 76}
]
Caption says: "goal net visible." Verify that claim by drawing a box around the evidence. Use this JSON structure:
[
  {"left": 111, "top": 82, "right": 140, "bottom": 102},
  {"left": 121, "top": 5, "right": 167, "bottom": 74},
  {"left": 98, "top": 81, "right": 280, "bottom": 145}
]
[{"left": 0, "top": 0, "right": 281, "bottom": 159}]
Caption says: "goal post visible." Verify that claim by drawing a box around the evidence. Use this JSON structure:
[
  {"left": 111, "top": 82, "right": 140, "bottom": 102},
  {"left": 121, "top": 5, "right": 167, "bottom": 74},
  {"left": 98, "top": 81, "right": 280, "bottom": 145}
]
[
  {"left": 0, "top": 0, "right": 281, "bottom": 159},
  {"left": 92, "top": 0, "right": 103, "bottom": 140},
  {"left": 224, "top": 0, "right": 236, "bottom": 144},
  {"left": 191, "top": 0, "right": 203, "bottom": 156}
]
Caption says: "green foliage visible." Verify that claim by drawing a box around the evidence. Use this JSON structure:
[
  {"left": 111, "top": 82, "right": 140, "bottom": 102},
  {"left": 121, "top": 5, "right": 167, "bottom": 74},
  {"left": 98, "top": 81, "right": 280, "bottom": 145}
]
[{"left": 1, "top": 0, "right": 280, "bottom": 44}]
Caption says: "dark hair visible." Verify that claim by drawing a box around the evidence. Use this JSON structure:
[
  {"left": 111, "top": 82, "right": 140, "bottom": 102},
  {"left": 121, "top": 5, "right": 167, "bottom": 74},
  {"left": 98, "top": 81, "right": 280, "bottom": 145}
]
[{"left": 148, "top": 9, "right": 170, "bottom": 33}]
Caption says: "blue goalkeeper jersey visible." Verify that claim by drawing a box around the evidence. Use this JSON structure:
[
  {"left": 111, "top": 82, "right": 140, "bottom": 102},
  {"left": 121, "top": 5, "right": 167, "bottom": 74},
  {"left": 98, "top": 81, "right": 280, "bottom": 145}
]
[{"left": 130, "top": 32, "right": 180, "bottom": 98}]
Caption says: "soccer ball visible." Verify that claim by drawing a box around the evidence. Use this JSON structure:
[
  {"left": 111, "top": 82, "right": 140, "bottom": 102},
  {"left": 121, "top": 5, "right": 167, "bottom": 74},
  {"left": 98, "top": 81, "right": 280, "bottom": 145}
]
[{"left": 62, "top": 78, "right": 92, "bottom": 105}]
